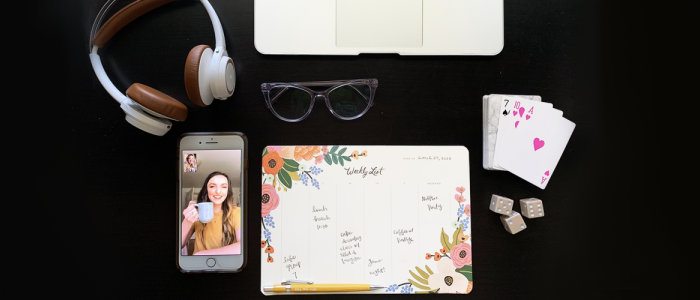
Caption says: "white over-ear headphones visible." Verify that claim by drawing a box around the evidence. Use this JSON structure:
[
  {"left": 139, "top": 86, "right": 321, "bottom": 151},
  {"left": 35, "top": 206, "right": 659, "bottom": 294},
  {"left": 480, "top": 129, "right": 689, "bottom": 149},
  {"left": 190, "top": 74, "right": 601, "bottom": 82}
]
[{"left": 89, "top": 0, "right": 235, "bottom": 136}]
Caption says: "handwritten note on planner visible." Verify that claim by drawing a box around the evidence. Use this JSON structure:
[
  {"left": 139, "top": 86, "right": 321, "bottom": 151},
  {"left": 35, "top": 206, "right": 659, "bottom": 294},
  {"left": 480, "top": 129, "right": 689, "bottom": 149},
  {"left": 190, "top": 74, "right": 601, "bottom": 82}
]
[{"left": 261, "top": 146, "right": 473, "bottom": 295}]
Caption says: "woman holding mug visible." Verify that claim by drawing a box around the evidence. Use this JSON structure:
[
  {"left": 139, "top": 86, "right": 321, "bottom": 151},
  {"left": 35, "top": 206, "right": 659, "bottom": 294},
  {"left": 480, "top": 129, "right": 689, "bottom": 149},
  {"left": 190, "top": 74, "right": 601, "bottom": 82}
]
[
  {"left": 181, "top": 171, "right": 241, "bottom": 255},
  {"left": 184, "top": 154, "right": 197, "bottom": 172}
]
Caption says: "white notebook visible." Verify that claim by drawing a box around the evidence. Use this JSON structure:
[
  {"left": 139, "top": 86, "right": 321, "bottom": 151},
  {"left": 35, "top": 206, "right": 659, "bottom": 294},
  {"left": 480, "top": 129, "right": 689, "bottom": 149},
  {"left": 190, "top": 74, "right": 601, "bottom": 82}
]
[
  {"left": 260, "top": 146, "right": 473, "bottom": 295},
  {"left": 254, "top": 0, "right": 504, "bottom": 55}
]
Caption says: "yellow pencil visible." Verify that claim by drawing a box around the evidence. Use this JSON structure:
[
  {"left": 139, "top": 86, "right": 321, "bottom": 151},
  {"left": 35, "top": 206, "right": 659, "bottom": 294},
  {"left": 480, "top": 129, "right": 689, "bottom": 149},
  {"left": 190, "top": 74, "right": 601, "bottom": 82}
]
[{"left": 264, "top": 281, "right": 385, "bottom": 293}]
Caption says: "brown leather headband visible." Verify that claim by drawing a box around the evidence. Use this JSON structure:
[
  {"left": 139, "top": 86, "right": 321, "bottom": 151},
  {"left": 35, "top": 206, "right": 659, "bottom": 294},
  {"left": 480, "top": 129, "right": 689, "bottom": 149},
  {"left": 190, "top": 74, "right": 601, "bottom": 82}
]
[{"left": 92, "top": 0, "right": 176, "bottom": 48}]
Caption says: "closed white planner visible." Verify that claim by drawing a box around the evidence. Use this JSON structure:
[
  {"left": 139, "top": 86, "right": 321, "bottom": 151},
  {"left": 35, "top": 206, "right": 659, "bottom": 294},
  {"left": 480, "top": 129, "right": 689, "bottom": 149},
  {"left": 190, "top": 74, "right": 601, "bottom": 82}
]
[{"left": 261, "top": 146, "right": 473, "bottom": 295}]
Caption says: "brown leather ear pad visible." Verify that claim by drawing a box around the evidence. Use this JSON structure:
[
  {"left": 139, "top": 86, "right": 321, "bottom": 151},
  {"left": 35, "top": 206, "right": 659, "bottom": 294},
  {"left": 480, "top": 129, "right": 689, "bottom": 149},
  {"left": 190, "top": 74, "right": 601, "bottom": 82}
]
[
  {"left": 92, "top": 0, "right": 176, "bottom": 48},
  {"left": 126, "top": 83, "right": 188, "bottom": 121},
  {"left": 184, "top": 45, "right": 211, "bottom": 107}
]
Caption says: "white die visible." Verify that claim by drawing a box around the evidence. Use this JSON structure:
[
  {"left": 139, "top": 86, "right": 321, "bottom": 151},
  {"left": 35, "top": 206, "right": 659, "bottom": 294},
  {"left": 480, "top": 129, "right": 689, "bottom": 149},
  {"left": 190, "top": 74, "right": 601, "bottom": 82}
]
[
  {"left": 489, "top": 194, "right": 514, "bottom": 215},
  {"left": 519, "top": 198, "right": 544, "bottom": 219},
  {"left": 500, "top": 211, "right": 527, "bottom": 234}
]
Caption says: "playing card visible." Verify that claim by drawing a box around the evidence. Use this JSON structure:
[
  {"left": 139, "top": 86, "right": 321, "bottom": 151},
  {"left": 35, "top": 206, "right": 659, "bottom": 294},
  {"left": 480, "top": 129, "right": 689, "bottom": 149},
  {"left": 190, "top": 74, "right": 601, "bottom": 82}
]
[
  {"left": 492, "top": 96, "right": 558, "bottom": 170},
  {"left": 482, "top": 95, "right": 491, "bottom": 170},
  {"left": 483, "top": 94, "right": 542, "bottom": 170},
  {"left": 497, "top": 114, "right": 576, "bottom": 189}
]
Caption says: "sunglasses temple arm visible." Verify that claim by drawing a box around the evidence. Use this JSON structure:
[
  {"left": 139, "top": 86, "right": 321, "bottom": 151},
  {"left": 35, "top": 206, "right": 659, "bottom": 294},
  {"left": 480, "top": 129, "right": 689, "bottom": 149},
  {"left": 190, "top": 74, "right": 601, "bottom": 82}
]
[
  {"left": 348, "top": 85, "right": 372, "bottom": 105},
  {"left": 268, "top": 86, "right": 290, "bottom": 105}
]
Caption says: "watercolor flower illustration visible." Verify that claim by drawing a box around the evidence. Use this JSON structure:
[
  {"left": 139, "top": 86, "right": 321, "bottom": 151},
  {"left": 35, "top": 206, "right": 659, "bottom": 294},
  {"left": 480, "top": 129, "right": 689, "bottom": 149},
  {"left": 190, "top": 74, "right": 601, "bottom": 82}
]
[
  {"left": 294, "top": 146, "right": 320, "bottom": 161},
  {"left": 261, "top": 184, "right": 279, "bottom": 217},
  {"left": 450, "top": 242, "right": 472, "bottom": 268},
  {"left": 266, "top": 146, "right": 282, "bottom": 154},
  {"left": 454, "top": 187, "right": 469, "bottom": 233},
  {"left": 456, "top": 231, "right": 469, "bottom": 244},
  {"left": 273, "top": 146, "right": 295, "bottom": 159},
  {"left": 427, "top": 259, "right": 471, "bottom": 293},
  {"left": 262, "top": 151, "right": 284, "bottom": 175}
]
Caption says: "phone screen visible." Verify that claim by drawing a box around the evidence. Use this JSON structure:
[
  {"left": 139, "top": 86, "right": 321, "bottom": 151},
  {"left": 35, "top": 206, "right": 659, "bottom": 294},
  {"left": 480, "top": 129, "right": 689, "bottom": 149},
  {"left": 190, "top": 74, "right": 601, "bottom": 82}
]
[{"left": 181, "top": 149, "right": 243, "bottom": 256}]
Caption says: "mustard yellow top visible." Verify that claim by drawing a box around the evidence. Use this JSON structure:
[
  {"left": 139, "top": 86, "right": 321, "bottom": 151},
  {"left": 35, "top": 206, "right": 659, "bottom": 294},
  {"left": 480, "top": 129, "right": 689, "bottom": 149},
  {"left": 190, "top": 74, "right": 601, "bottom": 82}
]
[{"left": 193, "top": 206, "right": 240, "bottom": 254}]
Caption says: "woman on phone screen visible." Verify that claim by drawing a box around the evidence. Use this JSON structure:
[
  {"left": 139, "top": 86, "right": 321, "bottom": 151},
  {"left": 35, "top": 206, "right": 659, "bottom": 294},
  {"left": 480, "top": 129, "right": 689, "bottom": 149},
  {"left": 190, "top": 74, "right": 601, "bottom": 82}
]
[
  {"left": 184, "top": 154, "right": 197, "bottom": 172},
  {"left": 181, "top": 171, "right": 241, "bottom": 255}
]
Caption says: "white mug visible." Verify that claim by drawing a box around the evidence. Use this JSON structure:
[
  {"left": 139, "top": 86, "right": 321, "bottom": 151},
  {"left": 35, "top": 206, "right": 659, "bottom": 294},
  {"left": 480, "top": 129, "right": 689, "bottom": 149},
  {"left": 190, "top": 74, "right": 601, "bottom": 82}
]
[{"left": 194, "top": 202, "right": 214, "bottom": 223}]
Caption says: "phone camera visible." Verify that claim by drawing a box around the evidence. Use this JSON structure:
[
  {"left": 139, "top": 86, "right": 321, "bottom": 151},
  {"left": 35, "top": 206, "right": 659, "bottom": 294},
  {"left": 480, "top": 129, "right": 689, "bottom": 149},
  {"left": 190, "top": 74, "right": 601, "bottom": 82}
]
[{"left": 199, "top": 142, "right": 201, "bottom": 144}]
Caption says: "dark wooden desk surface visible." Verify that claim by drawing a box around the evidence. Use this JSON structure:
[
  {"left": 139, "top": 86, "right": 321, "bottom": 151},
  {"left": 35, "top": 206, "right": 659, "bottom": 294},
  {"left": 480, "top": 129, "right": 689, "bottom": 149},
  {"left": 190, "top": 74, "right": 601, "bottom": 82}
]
[{"left": 65, "top": 1, "right": 648, "bottom": 298}]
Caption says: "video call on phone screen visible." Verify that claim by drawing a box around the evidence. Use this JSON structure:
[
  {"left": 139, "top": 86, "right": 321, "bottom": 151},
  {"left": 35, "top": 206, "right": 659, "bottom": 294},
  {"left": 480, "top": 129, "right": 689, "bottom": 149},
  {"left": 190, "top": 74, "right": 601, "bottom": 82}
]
[{"left": 181, "top": 150, "right": 242, "bottom": 256}]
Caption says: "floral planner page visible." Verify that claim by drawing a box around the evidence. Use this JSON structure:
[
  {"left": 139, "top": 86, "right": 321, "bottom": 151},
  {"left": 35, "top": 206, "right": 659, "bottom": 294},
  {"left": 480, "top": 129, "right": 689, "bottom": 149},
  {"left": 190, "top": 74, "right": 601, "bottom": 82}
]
[{"left": 261, "top": 146, "right": 472, "bottom": 295}]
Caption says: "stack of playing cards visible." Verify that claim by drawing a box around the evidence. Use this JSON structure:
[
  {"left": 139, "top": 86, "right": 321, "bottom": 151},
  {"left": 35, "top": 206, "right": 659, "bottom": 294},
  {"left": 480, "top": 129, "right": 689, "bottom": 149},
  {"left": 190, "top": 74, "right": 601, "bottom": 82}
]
[{"left": 482, "top": 94, "right": 576, "bottom": 189}]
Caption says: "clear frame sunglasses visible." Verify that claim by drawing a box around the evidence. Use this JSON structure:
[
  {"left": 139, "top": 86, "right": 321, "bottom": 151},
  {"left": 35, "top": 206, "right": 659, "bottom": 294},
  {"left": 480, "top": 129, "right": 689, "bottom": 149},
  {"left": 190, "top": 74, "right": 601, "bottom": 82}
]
[{"left": 260, "top": 79, "right": 378, "bottom": 122}]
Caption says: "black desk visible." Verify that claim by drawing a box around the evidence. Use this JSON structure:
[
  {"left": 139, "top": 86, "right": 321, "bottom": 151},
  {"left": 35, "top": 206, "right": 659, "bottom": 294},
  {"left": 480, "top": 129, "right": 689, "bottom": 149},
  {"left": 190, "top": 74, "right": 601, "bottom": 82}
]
[{"left": 66, "top": 1, "right": 645, "bottom": 298}]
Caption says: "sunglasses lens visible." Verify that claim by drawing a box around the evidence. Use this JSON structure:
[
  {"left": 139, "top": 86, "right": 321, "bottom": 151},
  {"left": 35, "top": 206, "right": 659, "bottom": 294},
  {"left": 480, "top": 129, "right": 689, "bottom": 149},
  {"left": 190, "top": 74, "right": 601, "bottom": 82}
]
[
  {"left": 328, "top": 84, "right": 371, "bottom": 118},
  {"left": 269, "top": 86, "right": 312, "bottom": 120}
]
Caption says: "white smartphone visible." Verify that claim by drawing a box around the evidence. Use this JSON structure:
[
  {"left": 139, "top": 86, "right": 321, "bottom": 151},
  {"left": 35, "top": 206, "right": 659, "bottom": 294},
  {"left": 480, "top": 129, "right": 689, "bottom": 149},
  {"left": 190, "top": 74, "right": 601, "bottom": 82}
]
[{"left": 177, "top": 132, "right": 247, "bottom": 273}]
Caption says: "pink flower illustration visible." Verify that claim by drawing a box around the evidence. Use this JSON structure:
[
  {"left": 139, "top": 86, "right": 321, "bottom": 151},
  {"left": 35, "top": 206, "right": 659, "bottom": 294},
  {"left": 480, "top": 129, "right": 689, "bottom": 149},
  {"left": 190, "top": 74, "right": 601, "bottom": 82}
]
[
  {"left": 267, "top": 146, "right": 282, "bottom": 154},
  {"left": 456, "top": 186, "right": 465, "bottom": 193},
  {"left": 463, "top": 204, "right": 471, "bottom": 217},
  {"left": 261, "top": 184, "right": 280, "bottom": 217},
  {"left": 321, "top": 146, "right": 329, "bottom": 154},
  {"left": 278, "top": 146, "right": 296, "bottom": 159},
  {"left": 315, "top": 154, "right": 324, "bottom": 165},
  {"left": 455, "top": 194, "right": 466, "bottom": 203},
  {"left": 450, "top": 242, "right": 472, "bottom": 268}
]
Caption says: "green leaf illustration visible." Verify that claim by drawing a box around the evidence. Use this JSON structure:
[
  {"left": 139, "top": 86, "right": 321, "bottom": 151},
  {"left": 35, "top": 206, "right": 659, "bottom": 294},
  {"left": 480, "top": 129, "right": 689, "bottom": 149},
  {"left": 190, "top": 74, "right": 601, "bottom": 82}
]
[
  {"left": 415, "top": 266, "right": 429, "bottom": 279},
  {"left": 425, "top": 265, "right": 434, "bottom": 275},
  {"left": 282, "top": 158, "right": 299, "bottom": 172},
  {"left": 262, "top": 148, "right": 269, "bottom": 156},
  {"left": 415, "top": 289, "right": 439, "bottom": 294},
  {"left": 456, "top": 265, "right": 473, "bottom": 281},
  {"left": 409, "top": 270, "right": 428, "bottom": 285},
  {"left": 440, "top": 228, "right": 452, "bottom": 251},
  {"left": 407, "top": 279, "right": 430, "bottom": 291},
  {"left": 278, "top": 169, "right": 293, "bottom": 189},
  {"left": 330, "top": 145, "right": 339, "bottom": 154},
  {"left": 324, "top": 154, "right": 332, "bottom": 165},
  {"left": 342, "top": 156, "right": 351, "bottom": 161},
  {"left": 338, "top": 147, "right": 347, "bottom": 156},
  {"left": 288, "top": 172, "right": 300, "bottom": 181},
  {"left": 332, "top": 154, "right": 338, "bottom": 164},
  {"left": 452, "top": 224, "right": 464, "bottom": 246},
  {"left": 339, "top": 157, "right": 344, "bottom": 166}
]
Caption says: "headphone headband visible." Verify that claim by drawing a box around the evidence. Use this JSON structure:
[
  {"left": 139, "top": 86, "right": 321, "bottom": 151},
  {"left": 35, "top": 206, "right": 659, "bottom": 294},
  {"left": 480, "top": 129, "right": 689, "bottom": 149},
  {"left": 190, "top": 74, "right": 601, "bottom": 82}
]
[
  {"left": 91, "top": 0, "right": 176, "bottom": 48},
  {"left": 90, "top": 0, "right": 224, "bottom": 49}
]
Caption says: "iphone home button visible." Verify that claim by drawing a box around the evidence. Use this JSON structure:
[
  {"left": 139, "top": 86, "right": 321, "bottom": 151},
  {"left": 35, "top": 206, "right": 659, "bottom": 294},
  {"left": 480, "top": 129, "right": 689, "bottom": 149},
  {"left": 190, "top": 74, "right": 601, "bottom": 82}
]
[{"left": 206, "top": 258, "right": 216, "bottom": 267}]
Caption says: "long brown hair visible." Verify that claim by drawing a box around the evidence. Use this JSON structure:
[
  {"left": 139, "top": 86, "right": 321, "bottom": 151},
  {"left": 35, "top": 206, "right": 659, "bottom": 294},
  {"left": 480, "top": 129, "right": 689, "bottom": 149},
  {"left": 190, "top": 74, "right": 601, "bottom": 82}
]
[
  {"left": 196, "top": 171, "right": 237, "bottom": 246},
  {"left": 185, "top": 154, "right": 196, "bottom": 168}
]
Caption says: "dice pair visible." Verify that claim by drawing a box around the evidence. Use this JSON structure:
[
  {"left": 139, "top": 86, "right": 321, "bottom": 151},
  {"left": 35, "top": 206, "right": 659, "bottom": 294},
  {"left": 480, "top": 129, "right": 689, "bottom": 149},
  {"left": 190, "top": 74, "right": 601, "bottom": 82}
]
[{"left": 489, "top": 195, "right": 544, "bottom": 234}]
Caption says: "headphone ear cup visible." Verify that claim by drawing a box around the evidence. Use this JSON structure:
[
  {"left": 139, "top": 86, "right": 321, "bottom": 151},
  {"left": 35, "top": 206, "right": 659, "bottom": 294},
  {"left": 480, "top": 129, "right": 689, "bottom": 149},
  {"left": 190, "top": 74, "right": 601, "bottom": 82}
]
[
  {"left": 126, "top": 83, "right": 188, "bottom": 121},
  {"left": 185, "top": 45, "right": 214, "bottom": 107},
  {"left": 120, "top": 98, "right": 172, "bottom": 136}
]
